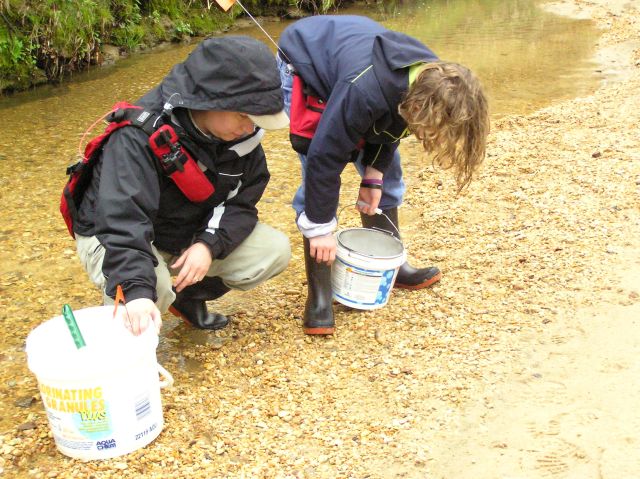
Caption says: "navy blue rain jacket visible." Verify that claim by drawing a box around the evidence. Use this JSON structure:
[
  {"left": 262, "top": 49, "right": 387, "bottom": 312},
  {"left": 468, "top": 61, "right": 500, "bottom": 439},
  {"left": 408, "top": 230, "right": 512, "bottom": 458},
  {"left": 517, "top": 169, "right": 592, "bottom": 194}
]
[{"left": 279, "top": 15, "right": 438, "bottom": 224}]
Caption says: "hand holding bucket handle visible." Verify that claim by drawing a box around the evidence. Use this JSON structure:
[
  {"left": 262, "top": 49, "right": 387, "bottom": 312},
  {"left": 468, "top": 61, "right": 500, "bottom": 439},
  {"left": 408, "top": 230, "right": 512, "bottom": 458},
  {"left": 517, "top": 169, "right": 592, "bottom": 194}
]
[
  {"left": 347, "top": 201, "right": 402, "bottom": 238},
  {"left": 157, "top": 363, "right": 174, "bottom": 389}
]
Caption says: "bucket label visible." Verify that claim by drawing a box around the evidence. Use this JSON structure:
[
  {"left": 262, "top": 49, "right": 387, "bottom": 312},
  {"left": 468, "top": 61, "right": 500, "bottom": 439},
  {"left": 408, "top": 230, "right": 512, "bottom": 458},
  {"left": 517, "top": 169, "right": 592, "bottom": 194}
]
[
  {"left": 96, "top": 439, "right": 117, "bottom": 450},
  {"left": 40, "top": 383, "right": 112, "bottom": 440},
  {"left": 332, "top": 258, "right": 397, "bottom": 306}
]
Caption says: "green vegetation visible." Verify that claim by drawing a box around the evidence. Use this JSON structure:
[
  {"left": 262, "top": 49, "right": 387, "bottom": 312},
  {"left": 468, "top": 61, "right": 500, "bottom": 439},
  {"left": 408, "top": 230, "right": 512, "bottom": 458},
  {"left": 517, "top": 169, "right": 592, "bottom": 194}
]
[{"left": 0, "top": 0, "right": 346, "bottom": 94}]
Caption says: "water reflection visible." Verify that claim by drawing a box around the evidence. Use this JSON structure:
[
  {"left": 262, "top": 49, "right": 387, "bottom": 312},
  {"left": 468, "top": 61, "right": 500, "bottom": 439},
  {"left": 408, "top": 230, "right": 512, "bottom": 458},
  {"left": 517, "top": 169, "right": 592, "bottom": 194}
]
[
  {"left": 347, "top": 0, "right": 601, "bottom": 115},
  {"left": 0, "top": 0, "right": 599, "bottom": 117}
]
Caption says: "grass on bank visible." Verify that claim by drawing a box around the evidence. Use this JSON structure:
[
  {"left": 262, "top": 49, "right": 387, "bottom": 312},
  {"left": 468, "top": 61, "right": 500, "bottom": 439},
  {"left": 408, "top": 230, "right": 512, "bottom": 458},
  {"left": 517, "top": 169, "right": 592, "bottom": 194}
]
[{"left": 0, "top": 0, "right": 345, "bottom": 93}]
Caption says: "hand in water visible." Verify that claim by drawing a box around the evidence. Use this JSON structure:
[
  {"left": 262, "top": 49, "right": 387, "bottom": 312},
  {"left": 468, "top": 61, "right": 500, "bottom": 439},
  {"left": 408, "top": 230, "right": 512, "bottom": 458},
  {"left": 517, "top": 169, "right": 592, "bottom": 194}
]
[{"left": 121, "top": 298, "right": 162, "bottom": 336}]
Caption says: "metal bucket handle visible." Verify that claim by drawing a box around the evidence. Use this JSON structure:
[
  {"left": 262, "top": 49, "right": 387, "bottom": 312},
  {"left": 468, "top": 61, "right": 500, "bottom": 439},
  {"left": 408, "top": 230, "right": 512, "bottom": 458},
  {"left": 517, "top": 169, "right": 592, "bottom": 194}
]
[{"left": 336, "top": 201, "right": 402, "bottom": 239}]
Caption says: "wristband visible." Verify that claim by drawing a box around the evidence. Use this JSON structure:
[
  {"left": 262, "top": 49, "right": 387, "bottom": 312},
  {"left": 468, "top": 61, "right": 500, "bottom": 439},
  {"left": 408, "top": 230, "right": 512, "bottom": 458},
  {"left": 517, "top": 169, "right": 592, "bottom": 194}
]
[
  {"left": 360, "top": 178, "right": 383, "bottom": 185},
  {"left": 360, "top": 182, "right": 383, "bottom": 190}
]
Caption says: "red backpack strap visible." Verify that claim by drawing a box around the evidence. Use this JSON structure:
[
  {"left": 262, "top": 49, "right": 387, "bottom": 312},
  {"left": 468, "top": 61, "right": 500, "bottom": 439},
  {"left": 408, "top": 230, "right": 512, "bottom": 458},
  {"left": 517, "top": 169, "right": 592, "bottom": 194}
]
[
  {"left": 61, "top": 102, "right": 216, "bottom": 238},
  {"left": 60, "top": 103, "right": 158, "bottom": 238},
  {"left": 107, "top": 103, "right": 216, "bottom": 204}
]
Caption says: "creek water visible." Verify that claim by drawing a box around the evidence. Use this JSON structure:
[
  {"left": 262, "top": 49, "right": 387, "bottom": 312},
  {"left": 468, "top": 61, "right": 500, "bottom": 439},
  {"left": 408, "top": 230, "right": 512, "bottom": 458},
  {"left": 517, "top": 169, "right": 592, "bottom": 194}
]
[{"left": 0, "top": 0, "right": 599, "bottom": 431}]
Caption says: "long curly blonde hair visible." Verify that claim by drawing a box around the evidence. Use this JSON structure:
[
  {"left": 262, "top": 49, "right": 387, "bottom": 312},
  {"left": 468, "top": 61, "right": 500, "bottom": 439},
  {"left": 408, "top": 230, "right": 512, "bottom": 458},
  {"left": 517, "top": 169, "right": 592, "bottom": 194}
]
[{"left": 399, "top": 62, "right": 489, "bottom": 191}]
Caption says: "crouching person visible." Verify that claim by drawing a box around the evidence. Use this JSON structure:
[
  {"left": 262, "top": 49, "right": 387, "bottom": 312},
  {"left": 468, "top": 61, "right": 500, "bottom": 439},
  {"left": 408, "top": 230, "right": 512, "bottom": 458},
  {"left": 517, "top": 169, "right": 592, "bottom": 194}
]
[{"left": 70, "top": 36, "right": 291, "bottom": 335}]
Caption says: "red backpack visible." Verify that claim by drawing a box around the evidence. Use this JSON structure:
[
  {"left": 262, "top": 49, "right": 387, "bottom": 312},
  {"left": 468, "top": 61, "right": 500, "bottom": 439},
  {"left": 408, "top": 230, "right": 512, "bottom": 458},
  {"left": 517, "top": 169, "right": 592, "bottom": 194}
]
[
  {"left": 289, "top": 75, "right": 326, "bottom": 155},
  {"left": 289, "top": 74, "right": 365, "bottom": 155},
  {"left": 60, "top": 101, "right": 215, "bottom": 238}
]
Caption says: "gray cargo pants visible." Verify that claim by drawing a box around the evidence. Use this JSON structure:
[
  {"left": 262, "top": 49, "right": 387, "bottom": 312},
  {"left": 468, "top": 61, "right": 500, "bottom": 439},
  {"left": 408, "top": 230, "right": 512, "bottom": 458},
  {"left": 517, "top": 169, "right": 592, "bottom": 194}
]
[{"left": 75, "top": 222, "right": 291, "bottom": 312}]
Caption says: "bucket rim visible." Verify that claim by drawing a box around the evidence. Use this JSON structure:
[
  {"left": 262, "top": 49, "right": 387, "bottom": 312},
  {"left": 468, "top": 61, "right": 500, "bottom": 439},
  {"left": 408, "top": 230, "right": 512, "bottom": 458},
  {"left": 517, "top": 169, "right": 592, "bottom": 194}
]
[
  {"left": 336, "top": 227, "right": 405, "bottom": 259},
  {"left": 26, "top": 306, "right": 159, "bottom": 379}
]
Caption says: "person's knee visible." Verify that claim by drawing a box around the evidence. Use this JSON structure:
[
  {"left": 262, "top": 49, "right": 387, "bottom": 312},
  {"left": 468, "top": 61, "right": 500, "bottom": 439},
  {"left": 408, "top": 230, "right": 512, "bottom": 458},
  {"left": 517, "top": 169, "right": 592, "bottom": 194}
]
[
  {"left": 152, "top": 249, "right": 176, "bottom": 313},
  {"left": 234, "top": 227, "right": 291, "bottom": 290},
  {"left": 269, "top": 229, "right": 292, "bottom": 275}
]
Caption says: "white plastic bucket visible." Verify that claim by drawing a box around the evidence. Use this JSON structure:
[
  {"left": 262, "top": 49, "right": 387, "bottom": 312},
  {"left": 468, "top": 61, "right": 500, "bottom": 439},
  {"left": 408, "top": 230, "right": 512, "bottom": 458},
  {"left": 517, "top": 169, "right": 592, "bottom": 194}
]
[
  {"left": 26, "top": 306, "right": 173, "bottom": 460},
  {"left": 332, "top": 228, "right": 407, "bottom": 310}
]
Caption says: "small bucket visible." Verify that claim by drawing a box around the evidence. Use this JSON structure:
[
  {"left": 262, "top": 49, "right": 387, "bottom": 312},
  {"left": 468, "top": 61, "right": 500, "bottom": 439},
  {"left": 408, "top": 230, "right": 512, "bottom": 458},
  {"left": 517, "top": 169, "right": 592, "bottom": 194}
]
[
  {"left": 332, "top": 228, "right": 406, "bottom": 310},
  {"left": 26, "top": 306, "right": 173, "bottom": 460}
]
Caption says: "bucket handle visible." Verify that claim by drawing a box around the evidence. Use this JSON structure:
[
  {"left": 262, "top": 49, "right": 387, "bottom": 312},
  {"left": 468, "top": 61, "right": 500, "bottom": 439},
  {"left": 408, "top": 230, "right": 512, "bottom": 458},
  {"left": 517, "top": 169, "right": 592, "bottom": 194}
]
[
  {"left": 337, "top": 201, "right": 402, "bottom": 238},
  {"left": 157, "top": 363, "right": 174, "bottom": 389}
]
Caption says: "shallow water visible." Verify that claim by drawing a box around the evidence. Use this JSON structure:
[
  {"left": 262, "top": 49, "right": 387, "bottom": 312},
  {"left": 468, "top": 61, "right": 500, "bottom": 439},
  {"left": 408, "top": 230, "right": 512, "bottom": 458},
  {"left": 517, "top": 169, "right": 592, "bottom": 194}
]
[
  {"left": 0, "top": 0, "right": 599, "bottom": 116},
  {"left": 365, "top": 0, "right": 602, "bottom": 115},
  {"left": 0, "top": 0, "right": 600, "bottom": 426}
]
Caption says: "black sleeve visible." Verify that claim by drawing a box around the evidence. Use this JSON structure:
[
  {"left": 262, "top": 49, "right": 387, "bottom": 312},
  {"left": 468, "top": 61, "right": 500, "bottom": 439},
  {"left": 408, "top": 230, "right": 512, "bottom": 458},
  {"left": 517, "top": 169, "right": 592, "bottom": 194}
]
[
  {"left": 195, "top": 144, "right": 269, "bottom": 259},
  {"left": 94, "top": 128, "right": 160, "bottom": 302}
]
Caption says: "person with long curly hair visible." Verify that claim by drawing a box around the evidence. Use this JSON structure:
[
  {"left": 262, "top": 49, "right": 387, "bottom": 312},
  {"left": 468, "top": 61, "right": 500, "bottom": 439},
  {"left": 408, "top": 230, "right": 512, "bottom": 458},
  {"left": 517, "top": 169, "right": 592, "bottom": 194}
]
[{"left": 277, "top": 15, "right": 489, "bottom": 335}]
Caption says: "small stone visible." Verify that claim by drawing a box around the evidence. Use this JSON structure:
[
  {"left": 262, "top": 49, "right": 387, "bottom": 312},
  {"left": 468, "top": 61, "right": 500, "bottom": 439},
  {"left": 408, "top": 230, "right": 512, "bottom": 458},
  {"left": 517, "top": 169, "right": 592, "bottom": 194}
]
[
  {"left": 17, "top": 422, "right": 37, "bottom": 431},
  {"left": 591, "top": 151, "right": 602, "bottom": 158},
  {"left": 14, "top": 396, "right": 36, "bottom": 408}
]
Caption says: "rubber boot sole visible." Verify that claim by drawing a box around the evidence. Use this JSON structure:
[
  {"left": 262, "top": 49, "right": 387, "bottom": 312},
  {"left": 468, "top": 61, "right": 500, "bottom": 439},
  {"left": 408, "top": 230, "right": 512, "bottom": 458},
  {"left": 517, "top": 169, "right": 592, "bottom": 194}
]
[
  {"left": 303, "top": 326, "right": 335, "bottom": 335},
  {"left": 394, "top": 271, "right": 442, "bottom": 290}
]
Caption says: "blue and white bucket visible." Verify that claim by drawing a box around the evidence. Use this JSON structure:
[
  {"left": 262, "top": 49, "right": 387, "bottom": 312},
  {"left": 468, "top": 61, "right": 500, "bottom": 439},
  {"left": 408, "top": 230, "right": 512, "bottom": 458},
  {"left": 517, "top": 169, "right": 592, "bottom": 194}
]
[{"left": 332, "top": 228, "right": 406, "bottom": 310}]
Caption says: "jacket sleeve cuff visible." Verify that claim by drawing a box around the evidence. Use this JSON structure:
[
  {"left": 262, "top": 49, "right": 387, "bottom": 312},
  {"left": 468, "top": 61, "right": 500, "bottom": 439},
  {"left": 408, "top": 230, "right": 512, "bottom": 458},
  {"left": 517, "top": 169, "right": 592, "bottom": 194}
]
[
  {"left": 296, "top": 211, "right": 337, "bottom": 238},
  {"left": 121, "top": 285, "right": 157, "bottom": 303},
  {"left": 196, "top": 233, "right": 223, "bottom": 259}
]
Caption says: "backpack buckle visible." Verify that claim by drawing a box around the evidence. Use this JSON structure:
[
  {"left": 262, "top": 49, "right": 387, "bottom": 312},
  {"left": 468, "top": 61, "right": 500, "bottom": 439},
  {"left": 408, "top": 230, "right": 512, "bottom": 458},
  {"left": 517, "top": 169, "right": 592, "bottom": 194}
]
[
  {"left": 66, "top": 161, "right": 83, "bottom": 176},
  {"left": 161, "top": 149, "right": 186, "bottom": 173}
]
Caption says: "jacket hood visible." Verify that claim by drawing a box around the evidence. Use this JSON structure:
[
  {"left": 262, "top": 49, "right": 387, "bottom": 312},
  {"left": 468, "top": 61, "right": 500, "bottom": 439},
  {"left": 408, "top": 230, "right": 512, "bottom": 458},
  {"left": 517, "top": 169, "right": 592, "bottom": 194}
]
[
  {"left": 372, "top": 30, "right": 438, "bottom": 72},
  {"left": 372, "top": 30, "right": 439, "bottom": 115},
  {"left": 160, "top": 36, "right": 284, "bottom": 115}
]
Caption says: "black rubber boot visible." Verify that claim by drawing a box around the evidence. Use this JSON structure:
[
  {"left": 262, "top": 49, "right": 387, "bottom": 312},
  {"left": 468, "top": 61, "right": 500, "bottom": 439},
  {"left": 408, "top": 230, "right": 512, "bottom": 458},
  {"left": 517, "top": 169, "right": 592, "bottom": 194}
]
[
  {"left": 169, "top": 276, "right": 230, "bottom": 330},
  {"left": 361, "top": 207, "right": 441, "bottom": 290},
  {"left": 303, "top": 236, "right": 335, "bottom": 335}
]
